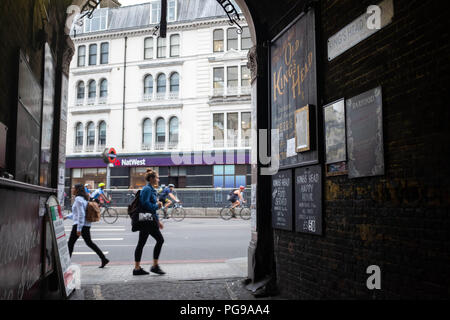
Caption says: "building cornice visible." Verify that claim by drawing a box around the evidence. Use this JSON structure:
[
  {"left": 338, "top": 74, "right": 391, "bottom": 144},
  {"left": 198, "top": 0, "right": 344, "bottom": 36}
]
[
  {"left": 137, "top": 104, "right": 183, "bottom": 111},
  {"left": 71, "top": 107, "right": 112, "bottom": 115},
  {"left": 71, "top": 18, "right": 246, "bottom": 43},
  {"left": 72, "top": 67, "right": 113, "bottom": 76},
  {"left": 208, "top": 96, "right": 251, "bottom": 106},
  {"left": 138, "top": 60, "right": 184, "bottom": 69}
]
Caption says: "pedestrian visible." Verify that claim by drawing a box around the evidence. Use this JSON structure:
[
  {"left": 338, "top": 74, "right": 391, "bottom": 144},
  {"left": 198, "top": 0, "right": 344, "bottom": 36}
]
[
  {"left": 67, "top": 183, "right": 110, "bottom": 268},
  {"left": 133, "top": 168, "right": 166, "bottom": 276}
]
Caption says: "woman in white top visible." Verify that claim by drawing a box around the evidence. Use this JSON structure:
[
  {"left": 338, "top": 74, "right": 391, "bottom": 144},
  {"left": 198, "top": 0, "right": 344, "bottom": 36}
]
[{"left": 67, "top": 184, "right": 109, "bottom": 268}]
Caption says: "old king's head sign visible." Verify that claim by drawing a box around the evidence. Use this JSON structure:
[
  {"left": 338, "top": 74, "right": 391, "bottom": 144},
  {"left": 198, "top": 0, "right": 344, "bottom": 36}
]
[{"left": 270, "top": 9, "right": 319, "bottom": 169}]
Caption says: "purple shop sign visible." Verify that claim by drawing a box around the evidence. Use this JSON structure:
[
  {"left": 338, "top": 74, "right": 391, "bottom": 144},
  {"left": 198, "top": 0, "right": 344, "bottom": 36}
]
[{"left": 66, "top": 151, "right": 250, "bottom": 169}]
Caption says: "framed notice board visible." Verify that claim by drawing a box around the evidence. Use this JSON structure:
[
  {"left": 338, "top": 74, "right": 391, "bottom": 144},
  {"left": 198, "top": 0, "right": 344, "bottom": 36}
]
[
  {"left": 270, "top": 9, "right": 319, "bottom": 170},
  {"left": 295, "top": 165, "right": 322, "bottom": 235},
  {"left": 271, "top": 170, "right": 293, "bottom": 231},
  {"left": 346, "top": 87, "right": 384, "bottom": 179}
]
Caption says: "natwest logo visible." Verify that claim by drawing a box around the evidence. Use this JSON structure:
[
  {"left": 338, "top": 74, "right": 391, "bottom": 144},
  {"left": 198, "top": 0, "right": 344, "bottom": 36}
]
[{"left": 119, "top": 158, "right": 147, "bottom": 167}]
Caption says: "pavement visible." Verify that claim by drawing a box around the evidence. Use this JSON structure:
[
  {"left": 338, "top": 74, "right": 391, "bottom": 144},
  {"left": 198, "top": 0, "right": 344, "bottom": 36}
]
[
  {"left": 69, "top": 259, "right": 278, "bottom": 300},
  {"left": 63, "top": 217, "right": 279, "bottom": 301}
]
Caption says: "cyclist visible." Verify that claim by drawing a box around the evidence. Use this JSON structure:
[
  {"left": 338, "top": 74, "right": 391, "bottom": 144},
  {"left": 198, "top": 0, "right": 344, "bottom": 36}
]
[
  {"left": 159, "top": 184, "right": 180, "bottom": 219},
  {"left": 157, "top": 184, "right": 166, "bottom": 196},
  {"left": 229, "top": 186, "right": 246, "bottom": 218},
  {"left": 84, "top": 183, "right": 91, "bottom": 197},
  {"left": 91, "top": 183, "right": 110, "bottom": 205}
]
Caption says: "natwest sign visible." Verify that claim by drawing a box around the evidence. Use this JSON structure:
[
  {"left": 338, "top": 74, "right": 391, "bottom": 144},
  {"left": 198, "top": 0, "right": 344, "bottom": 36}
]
[{"left": 119, "top": 158, "right": 147, "bottom": 167}]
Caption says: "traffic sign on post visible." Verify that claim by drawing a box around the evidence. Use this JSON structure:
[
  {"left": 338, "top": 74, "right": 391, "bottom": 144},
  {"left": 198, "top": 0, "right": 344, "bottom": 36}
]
[{"left": 102, "top": 147, "right": 119, "bottom": 166}]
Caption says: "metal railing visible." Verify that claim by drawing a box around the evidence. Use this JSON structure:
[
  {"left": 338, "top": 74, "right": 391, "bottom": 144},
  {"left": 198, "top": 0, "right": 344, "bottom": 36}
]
[{"left": 65, "top": 188, "right": 251, "bottom": 210}]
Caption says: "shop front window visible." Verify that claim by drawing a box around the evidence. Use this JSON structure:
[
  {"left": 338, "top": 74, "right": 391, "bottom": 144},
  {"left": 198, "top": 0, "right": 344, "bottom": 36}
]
[
  {"left": 71, "top": 167, "right": 107, "bottom": 193},
  {"left": 130, "top": 167, "right": 159, "bottom": 189}
]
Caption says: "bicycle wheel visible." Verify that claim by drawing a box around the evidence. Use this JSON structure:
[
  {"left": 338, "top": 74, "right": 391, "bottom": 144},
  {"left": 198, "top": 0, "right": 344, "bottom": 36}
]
[
  {"left": 102, "top": 207, "right": 119, "bottom": 224},
  {"left": 240, "top": 207, "right": 251, "bottom": 220},
  {"left": 220, "top": 207, "right": 233, "bottom": 220},
  {"left": 172, "top": 207, "right": 186, "bottom": 222}
]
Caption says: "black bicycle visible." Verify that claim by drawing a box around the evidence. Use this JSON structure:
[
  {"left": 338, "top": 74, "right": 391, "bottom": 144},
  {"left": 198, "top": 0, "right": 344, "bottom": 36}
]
[{"left": 220, "top": 203, "right": 251, "bottom": 220}]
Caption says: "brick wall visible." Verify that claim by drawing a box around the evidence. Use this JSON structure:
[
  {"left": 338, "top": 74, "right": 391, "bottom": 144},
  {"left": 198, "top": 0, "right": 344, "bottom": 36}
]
[{"left": 274, "top": 0, "right": 450, "bottom": 299}]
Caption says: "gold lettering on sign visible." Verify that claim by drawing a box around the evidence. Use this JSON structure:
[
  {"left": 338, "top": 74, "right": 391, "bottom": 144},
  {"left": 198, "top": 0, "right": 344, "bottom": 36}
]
[{"left": 273, "top": 40, "right": 313, "bottom": 102}]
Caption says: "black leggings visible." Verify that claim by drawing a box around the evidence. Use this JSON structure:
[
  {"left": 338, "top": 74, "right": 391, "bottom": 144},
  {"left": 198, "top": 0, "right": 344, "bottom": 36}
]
[
  {"left": 68, "top": 224, "right": 106, "bottom": 261},
  {"left": 134, "top": 221, "right": 164, "bottom": 262}
]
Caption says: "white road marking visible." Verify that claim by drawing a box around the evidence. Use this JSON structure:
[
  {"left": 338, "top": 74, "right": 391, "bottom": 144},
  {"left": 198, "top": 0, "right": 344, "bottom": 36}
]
[
  {"left": 72, "top": 251, "right": 109, "bottom": 255},
  {"left": 65, "top": 228, "right": 126, "bottom": 232},
  {"left": 78, "top": 238, "right": 124, "bottom": 241}
]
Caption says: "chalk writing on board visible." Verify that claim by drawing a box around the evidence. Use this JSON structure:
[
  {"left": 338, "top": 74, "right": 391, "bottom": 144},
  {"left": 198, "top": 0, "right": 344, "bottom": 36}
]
[
  {"left": 295, "top": 165, "right": 322, "bottom": 235},
  {"left": 271, "top": 10, "right": 318, "bottom": 169},
  {"left": 272, "top": 170, "right": 293, "bottom": 231}
]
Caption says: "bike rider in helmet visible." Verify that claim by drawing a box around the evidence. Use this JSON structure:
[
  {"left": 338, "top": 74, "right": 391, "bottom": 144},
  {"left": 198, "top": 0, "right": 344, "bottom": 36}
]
[
  {"left": 229, "top": 186, "right": 246, "bottom": 218},
  {"left": 91, "top": 183, "right": 110, "bottom": 204},
  {"left": 158, "top": 184, "right": 180, "bottom": 219}
]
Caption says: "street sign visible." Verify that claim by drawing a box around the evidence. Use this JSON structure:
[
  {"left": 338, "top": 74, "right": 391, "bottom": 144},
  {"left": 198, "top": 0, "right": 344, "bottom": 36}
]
[
  {"left": 102, "top": 147, "right": 119, "bottom": 166},
  {"left": 108, "top": 148, "right": 117, "bottom": 164}
]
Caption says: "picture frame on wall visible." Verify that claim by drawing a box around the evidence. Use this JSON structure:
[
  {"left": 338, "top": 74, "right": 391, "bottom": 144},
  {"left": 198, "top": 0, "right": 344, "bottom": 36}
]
[
  {"left": 295, "top": 105, "right": 311, "bottom": 153},
  {"left": 323, "top": 98, "right": 348, "bottom": 176},
  {"left": 324, "top": 98, "right": 346, "bottom": 164}
]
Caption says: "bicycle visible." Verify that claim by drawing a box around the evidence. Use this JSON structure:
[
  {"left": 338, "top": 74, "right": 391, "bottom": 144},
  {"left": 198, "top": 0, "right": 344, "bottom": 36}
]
[
  {"left": 220, "top": 202, "right": 251, "bottom": 220},
  {"left": 159, "top": 202, "right": 186, "bottom": 222},
  {"left": 100, "top": 200, "right": 119, "bottom": 224}
]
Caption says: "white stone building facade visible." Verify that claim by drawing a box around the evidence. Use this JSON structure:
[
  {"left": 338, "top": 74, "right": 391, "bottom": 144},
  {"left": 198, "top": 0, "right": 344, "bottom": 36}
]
[{"left": 66, "top": 0, "right": 253, "bottom": 189}]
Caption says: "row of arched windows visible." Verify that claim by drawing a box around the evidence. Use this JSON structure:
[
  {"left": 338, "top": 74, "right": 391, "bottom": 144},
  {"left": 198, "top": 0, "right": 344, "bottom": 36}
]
[
  {"left": 142, "top": 116, "right": 179, "bottom": 149},
  {"left": 144, "top": 72, "right": 179, "bottom": 98},
  {"left": 75, "top": 121, "right": 107, "bottom": 149},
  {"left": 73, "top": 117, "right": 180, "bottom": 151},
  {"left": 77, "top": 79, "right": 108, "bottom": 101}
]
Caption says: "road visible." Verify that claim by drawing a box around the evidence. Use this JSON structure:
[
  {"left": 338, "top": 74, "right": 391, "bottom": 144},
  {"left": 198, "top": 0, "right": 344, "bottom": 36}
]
[{"left": 64, "top": 217, "right": 251, "bottom": 266}]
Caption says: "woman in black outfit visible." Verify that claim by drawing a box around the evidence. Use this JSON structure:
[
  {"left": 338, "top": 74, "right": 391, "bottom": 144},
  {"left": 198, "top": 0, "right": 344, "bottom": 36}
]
[{"left": 133, "top": 169, "right": 166, "bottom": 276}]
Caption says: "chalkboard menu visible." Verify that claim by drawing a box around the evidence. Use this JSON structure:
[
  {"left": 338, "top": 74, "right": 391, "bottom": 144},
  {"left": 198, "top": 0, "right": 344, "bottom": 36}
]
[
  {"left": 271, "top": 170, "right": 293, "bottom": 231},
  {"left": 295, "top": 165, "right": 322, "bottom": 235},
  {"left": 346, "top": 87, "right": 384, "bottom": 179},
  {"left": 270, "top": 9, "right": 318, "bottom": 169}
]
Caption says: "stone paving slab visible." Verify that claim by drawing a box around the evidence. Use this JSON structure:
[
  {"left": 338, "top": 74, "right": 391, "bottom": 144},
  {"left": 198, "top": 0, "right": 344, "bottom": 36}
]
[
  {"left": 77, "top": 258, "right": 248, "bottom": 285},
  {"left": 67, "top": 258, "right": 285, "bottom": 300},
  {"left": 72, "top": 278, "right": 261, "bottom": 300}
]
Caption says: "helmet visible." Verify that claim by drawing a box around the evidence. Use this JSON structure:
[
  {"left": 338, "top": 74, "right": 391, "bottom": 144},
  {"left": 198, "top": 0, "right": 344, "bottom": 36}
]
[
  {"left": 98, "top": 183, "right": 106, "bottom": 188},
  {"left": 239, "top": 185, "right": 245, "bottom": 190},
  {"left": 168, "top": 184, "right": 175, "bottom": 188},
  {"left": 84, "top": 183, "right": 89, "bottom": 187}
]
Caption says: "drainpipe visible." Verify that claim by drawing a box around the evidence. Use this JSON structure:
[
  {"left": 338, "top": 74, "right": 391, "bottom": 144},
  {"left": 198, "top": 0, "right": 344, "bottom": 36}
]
[{"left": 122, "top": 36, "right": 128, "bottom": 149}]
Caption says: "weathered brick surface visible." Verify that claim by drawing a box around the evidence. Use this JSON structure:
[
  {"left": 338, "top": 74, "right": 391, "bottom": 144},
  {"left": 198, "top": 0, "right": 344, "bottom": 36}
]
[{"left": 274, "top": 0, "right": 450, "bottom": 299}]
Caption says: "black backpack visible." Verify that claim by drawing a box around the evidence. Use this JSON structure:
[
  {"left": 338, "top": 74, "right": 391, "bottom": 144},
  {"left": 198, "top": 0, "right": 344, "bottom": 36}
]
[
  {"left": 127, "top": 190, "right": 141, "bottom": 218},
  {"left": 227, "top": 189, "right": 237, "bottom": 200}
]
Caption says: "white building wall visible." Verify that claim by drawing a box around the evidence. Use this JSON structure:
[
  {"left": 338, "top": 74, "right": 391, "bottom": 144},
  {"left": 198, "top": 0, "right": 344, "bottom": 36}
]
[{"left": 66, "top": 16, "right": 252, "bottom": 159}]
